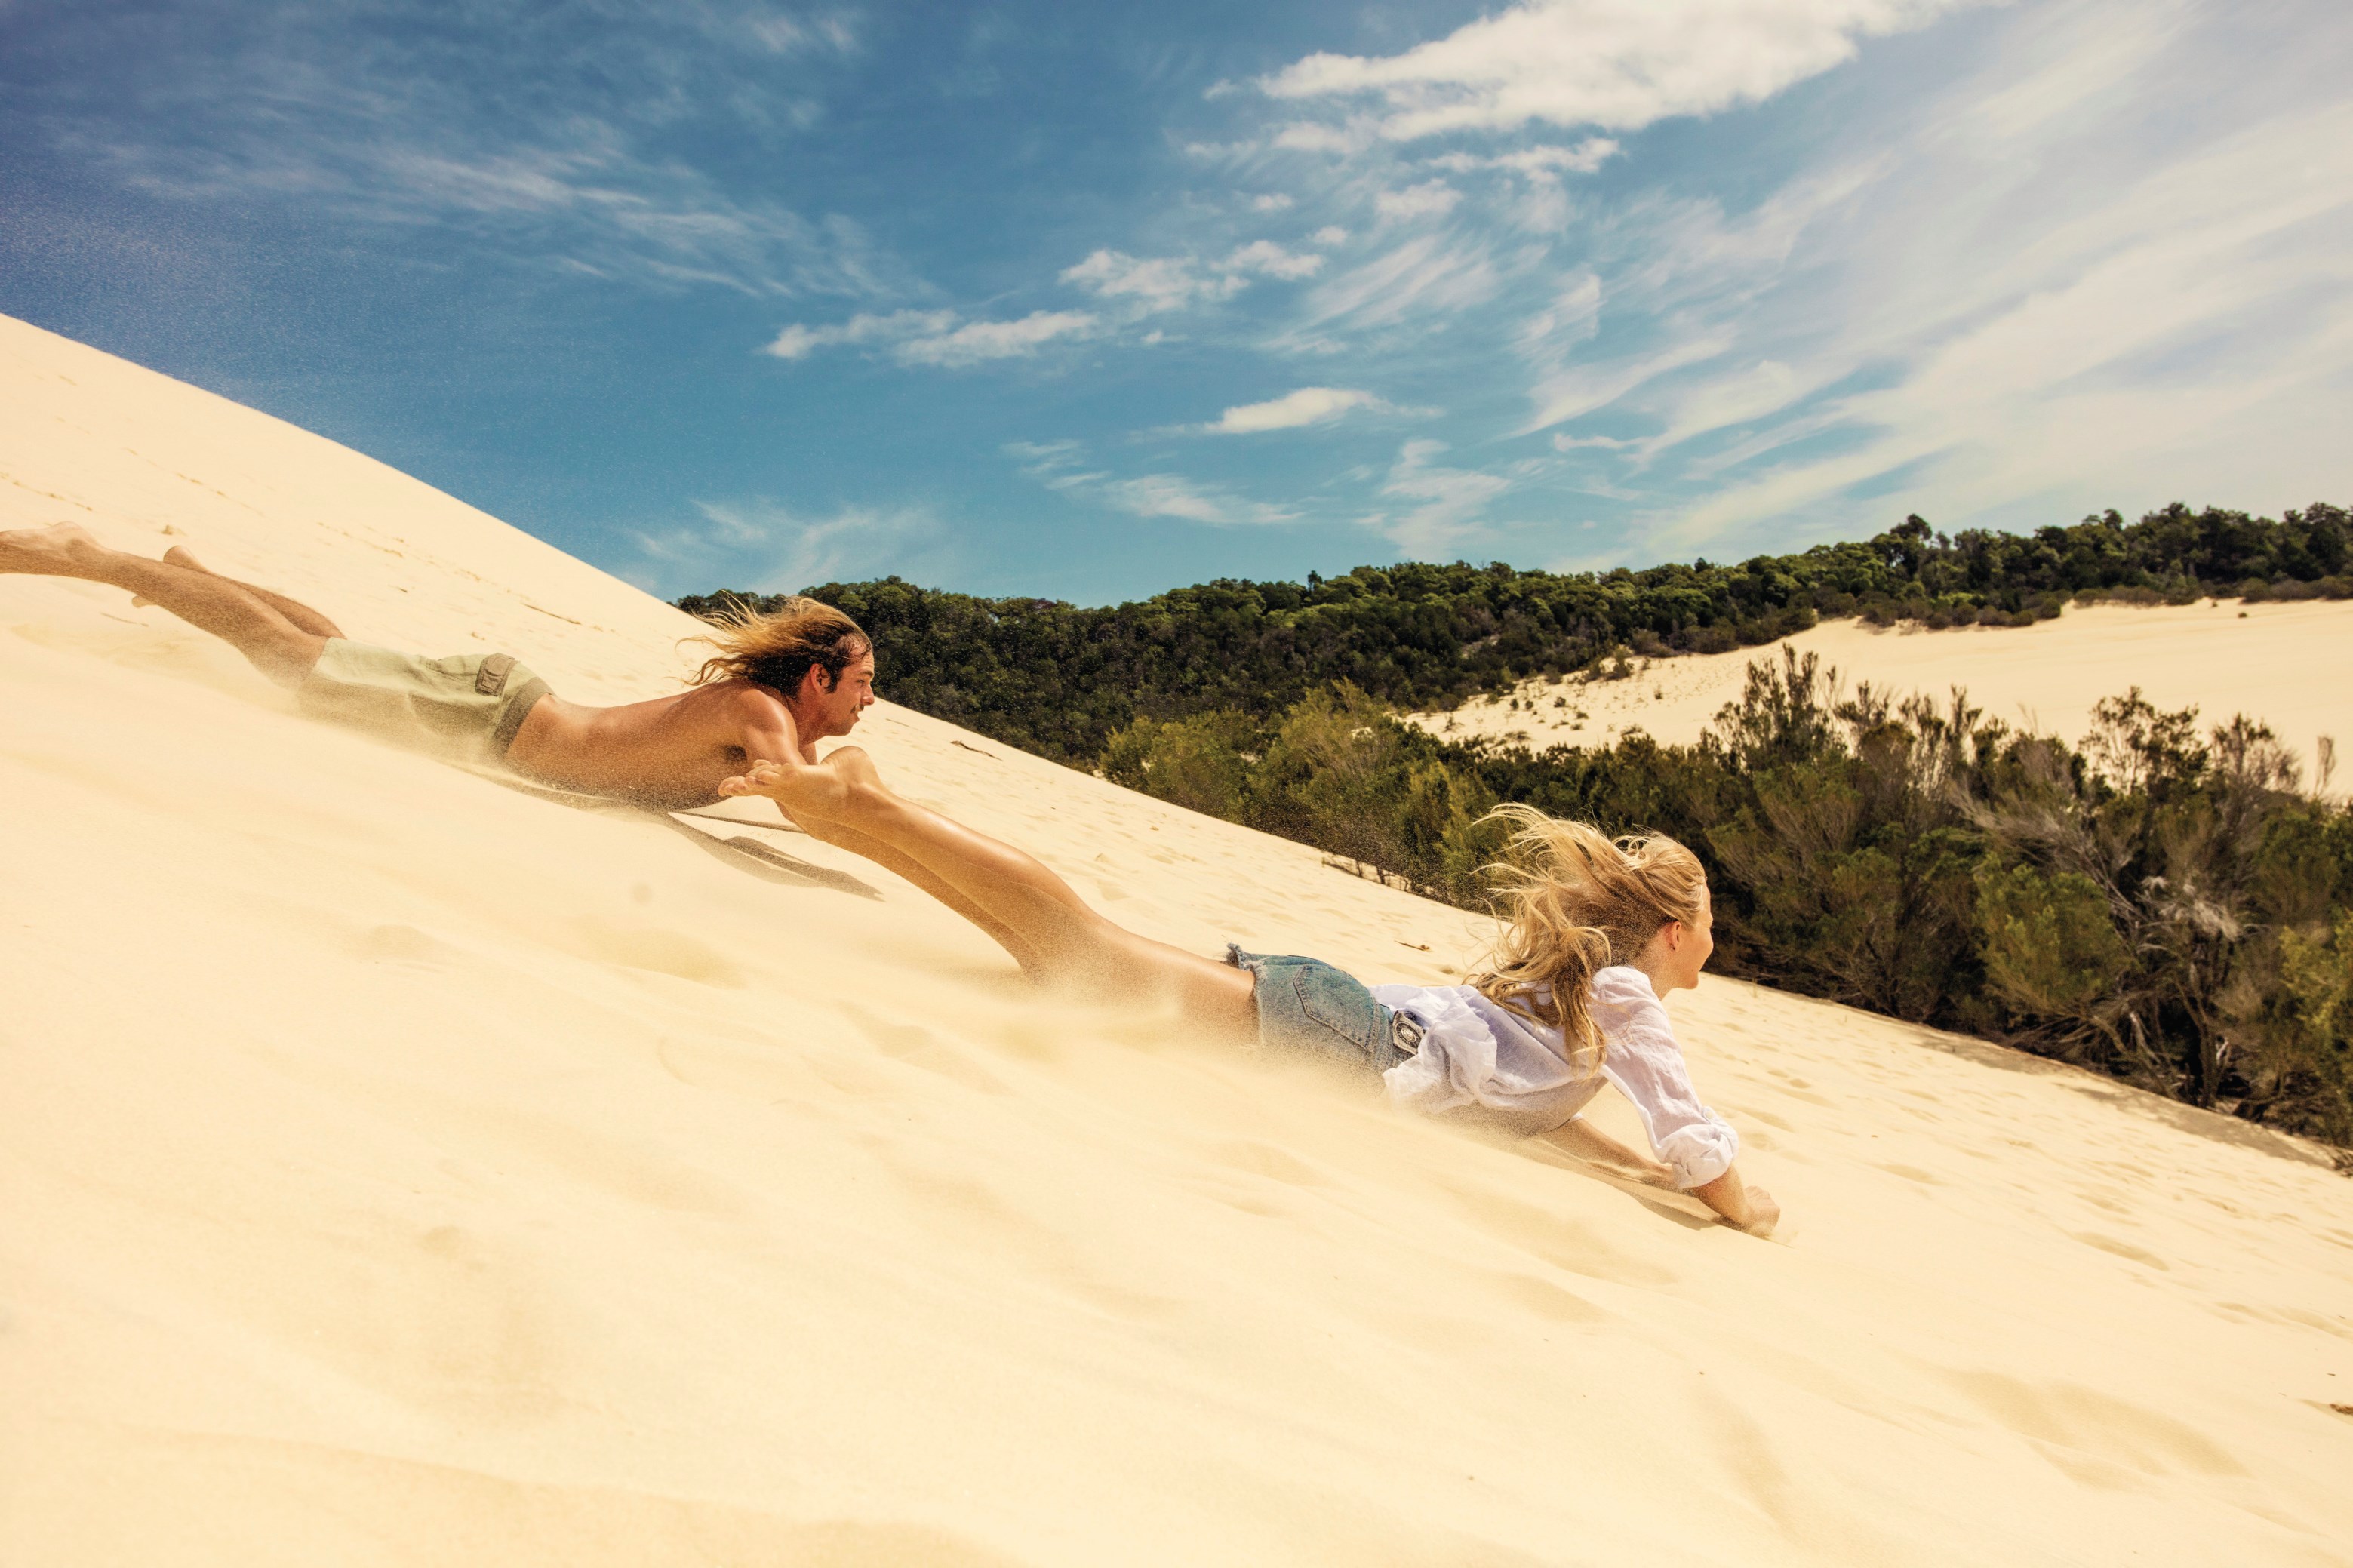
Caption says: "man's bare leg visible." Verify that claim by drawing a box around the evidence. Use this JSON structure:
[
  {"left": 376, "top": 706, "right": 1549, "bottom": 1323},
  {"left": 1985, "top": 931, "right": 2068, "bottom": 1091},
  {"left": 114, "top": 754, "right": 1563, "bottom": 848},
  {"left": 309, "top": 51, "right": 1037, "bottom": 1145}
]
[
  {"left": 721, "top": 749, "right": 1256, "bottom": 1036},
  {"left": 136, "top": 546, "right": 345, "bottom": 638},
  {"left": 0, "top": 524, "right": 327, "bottom": 686}
]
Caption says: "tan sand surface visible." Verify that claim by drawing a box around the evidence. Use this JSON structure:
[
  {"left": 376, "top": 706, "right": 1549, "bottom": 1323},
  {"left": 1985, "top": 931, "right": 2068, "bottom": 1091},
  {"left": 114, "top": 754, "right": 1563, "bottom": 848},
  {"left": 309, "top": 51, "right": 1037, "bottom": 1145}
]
[
  {"left": 1415, "top": 602, "right": 2353, "bottom": 762},
  {"left": 5, "top": 310, "right": 2353, "bottom": 1566}
]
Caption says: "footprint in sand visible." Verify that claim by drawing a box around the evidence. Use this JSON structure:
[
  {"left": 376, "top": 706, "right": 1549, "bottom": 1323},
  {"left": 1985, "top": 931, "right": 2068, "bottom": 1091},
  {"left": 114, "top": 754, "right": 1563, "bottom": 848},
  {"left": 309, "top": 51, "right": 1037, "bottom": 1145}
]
[
  {"left": 561, "top": 916, "right": 745, "bottom": 988},
  {"left": 2069, "top": 1231, "right": 2171, "bottom": 1270},
  {"left": 357, "top": 923, "right": 462, "bottom": 970},
  {"left": 1210, "top": 1139, "right": 1329, "bottom": 1188},
  {"left": 1941, "top": 1368, "right": 2247, "bottom": 1480},
  {"left": 843, "top": 1006, "right": 1009, "bottom": 1094}
]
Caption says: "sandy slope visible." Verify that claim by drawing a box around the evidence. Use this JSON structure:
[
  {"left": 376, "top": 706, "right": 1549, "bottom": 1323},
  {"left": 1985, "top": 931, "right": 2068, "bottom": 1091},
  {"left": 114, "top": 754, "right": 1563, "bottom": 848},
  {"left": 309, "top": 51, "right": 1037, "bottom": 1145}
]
[
  {"left": 1413, "top": 602, "right": 2353, "bottom": 761},
  {"left": 4, "top": 310, "right": 2352, "bottom": 1566}
]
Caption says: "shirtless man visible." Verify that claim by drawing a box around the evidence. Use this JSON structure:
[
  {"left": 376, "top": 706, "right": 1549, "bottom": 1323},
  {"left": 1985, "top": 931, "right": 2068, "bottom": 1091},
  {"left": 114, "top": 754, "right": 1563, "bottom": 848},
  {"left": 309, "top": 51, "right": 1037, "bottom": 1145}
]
[{"left": 0, "top": 522, "right": 1027, "bottom": 955}]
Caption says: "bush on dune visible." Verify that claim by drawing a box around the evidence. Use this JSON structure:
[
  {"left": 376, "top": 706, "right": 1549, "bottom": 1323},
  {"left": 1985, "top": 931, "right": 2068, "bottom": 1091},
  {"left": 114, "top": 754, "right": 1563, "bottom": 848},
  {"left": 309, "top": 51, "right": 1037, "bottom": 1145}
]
[{"left": 1089, "top": 653, "right": 2353, "bottom": 1150}]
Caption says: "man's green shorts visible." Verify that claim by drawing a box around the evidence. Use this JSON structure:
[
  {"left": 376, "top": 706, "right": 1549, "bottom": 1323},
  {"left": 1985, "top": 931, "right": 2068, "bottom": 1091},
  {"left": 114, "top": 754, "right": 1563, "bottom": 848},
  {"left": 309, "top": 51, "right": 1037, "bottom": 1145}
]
[{"left": 296, "top": 639, "right": 552, "bottom": 766}]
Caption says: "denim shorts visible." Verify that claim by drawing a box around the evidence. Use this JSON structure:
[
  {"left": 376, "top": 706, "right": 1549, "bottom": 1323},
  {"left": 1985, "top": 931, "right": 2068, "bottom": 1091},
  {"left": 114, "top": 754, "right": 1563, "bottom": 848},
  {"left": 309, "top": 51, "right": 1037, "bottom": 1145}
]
[{"left": 1224, "top": 945, "right": 1425, "bottom": 1075}]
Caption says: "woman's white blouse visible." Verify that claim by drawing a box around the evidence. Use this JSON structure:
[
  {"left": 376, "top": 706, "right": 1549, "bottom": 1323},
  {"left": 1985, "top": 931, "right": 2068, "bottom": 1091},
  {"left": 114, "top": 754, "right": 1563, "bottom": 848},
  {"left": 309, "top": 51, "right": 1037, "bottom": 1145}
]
[{"left": 1370, "top": 966, "right": 1739, "bottom": 1189}]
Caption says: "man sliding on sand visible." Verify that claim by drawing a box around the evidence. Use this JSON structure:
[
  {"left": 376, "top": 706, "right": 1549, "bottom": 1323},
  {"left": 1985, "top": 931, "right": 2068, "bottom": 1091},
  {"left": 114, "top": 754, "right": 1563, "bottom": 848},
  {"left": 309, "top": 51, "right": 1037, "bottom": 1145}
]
[{"left": 0, "top": 522, "right": 1029, "bottom": 953}]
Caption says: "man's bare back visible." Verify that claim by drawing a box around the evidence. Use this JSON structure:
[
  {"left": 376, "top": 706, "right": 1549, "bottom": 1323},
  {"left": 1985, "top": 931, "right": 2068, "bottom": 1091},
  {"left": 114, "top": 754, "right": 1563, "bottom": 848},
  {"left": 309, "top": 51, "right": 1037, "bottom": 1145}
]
[{"left": 509, "top": 663, "right": 872, "bottom": 810}]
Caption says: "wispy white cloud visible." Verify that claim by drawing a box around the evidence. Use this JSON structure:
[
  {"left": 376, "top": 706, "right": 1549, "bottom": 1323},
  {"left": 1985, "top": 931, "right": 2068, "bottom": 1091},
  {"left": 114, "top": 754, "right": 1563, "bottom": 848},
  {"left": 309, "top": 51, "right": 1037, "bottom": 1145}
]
[
  {"left": 1262, "top": 0, "right": 1988, "bottom": 140},
  {"left": 629, "top": 496, "right": 948, "bottom": 597},
  {"left": 764, "top": 309, "right": 956, "bottom": 359},
  {"left": 1006, "top": 441, "right": 1297, "bottom": 525},
  {"left": 1223, "top": 240, "right": 1325, "bottom": 280},
  {"left": 765, "top": 307, "right": 1097, "bottom": 367},
  {"left": 1297, "top": 232, "right": 1504, "bottom": 334},
  {"left": 1506, "top": 161, "right": 1891, "bottom": 436},
  {"left": 61, "top": 4, "right": 898, "bottom": 300},
  {"left": 1272, "top": 118, "right": 1378, "bottom": 155},
  {"left": 1363, "top": 439, "right": 1516, "bottom": 554},
  {"left": 1062, "top": 248, "right": 1243, "bottom": 313},
  {"left": 1428, "top": 138, "right": 1620, "bottom": 178},
  {"left": 1060, "top": 241, "right": 1327, "bottom": 315},
  {"left": 1519, "top": 0, "right": 2353, "bottom": 561},
  {"left": 1004, "top": 440, "right": 1112, "bottom": 491},
  {"left": 1375, "top": 180, "right": 1463, "bottom": 221},
  {"left": 1191, "top": 386, "right": 1424, "bottom": 434},
  {"left": 1103, "top": 475, "right": 1234, "bottom": 522},
  {"left": 894, "top": 310, "right": 1100, "bottom": 366},
  {"left": 1654, "top": 94, "right": 2353, "bottom": 546}
]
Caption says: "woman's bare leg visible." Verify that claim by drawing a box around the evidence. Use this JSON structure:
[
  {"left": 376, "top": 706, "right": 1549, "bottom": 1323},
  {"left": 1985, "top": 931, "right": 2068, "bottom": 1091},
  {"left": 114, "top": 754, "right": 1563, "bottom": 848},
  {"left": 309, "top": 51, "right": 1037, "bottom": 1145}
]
[
  {"left": 723, "top": 750, "right": 1257, "bottom": 1038},
  {"left": 798, "top": 813, "right": 1047, "bottom": 976},
  {"left": 0, "top": 524, "right": 327, "bottom": 685}
]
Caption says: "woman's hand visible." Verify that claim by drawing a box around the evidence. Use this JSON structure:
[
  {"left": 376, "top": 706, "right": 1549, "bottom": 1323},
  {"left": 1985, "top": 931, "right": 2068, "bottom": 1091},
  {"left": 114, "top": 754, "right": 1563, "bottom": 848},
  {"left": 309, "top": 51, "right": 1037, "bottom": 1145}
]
[{"left": 1691, "top": 1166, "right": 1779, "bottom": 1236}]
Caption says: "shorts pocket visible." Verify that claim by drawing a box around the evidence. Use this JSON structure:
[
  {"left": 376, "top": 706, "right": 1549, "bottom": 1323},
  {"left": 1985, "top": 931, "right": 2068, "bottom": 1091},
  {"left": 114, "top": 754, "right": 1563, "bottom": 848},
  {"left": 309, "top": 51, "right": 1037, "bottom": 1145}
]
[{"left": 1288, "top": 964, "right": 1381, "bottom": 1059}]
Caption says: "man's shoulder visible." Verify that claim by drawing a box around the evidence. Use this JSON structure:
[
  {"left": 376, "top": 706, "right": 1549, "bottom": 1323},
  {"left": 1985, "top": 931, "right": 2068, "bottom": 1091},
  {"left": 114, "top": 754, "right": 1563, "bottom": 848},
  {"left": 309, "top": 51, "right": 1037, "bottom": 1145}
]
[{"left": 685, "top": 676, "right": 789, "bottom": 715}]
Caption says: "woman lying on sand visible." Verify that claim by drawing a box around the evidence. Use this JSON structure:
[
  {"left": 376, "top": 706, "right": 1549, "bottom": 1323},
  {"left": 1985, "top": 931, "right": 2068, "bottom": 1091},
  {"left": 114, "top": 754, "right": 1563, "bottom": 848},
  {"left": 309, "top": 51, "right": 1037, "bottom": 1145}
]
[{"left": 723, "top": 752, "right": 1780, "bottom": 1235}]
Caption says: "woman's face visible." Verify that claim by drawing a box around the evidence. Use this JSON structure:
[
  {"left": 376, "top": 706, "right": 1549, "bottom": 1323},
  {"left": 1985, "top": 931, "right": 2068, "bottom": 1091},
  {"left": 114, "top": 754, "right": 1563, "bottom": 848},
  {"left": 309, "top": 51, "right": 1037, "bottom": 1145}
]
[{"left": 1654, "top": 882, "right": 1715, "bottom": 992}]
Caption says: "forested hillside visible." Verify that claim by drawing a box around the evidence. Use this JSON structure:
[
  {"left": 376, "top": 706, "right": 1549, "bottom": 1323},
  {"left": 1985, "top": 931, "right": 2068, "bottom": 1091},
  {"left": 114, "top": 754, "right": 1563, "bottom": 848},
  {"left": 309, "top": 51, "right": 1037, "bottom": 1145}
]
[{"left": 680, "top": 502, "right": 2350, "bottom": 764}]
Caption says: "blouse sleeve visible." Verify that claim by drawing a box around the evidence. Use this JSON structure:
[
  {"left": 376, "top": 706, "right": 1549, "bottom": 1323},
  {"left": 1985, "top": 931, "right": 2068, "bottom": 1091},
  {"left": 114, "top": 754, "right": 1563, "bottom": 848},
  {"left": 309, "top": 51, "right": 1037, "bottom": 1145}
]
[{"left": 1589, "top": 970, "right": 1739, "bottom": 1189}]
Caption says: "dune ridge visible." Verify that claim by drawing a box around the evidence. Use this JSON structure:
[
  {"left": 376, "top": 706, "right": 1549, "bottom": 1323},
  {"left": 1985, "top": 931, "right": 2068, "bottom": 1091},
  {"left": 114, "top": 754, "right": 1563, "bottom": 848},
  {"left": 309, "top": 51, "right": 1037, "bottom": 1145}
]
[
  {"left": 5, "top": 311, "right": 2353, "bottom": 1566},
  {"left": 1414, "top": 603, "right": 2353, "bottom": 759}
]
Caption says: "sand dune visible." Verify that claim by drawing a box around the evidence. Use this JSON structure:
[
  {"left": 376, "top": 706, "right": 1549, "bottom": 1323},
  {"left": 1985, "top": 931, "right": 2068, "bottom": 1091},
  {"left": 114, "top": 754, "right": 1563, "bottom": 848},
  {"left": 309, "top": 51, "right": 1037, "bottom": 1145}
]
[
  {"left": 5, "top": 310, "right": 2353, "bottom": 1566},
  {"left": 1416, "top": 602, "right": 2353, "bottom": 763}
]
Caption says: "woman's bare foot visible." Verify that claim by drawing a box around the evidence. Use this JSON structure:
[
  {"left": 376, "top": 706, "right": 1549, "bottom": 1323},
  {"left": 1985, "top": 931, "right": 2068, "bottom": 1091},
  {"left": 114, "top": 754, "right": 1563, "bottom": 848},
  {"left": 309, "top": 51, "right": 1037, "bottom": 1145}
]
[
  {"left": 717, "top": 754, "right": 864, "bottom": 822},
  {"left": 823, "top": 746, "right": 887, "bottom": 792},
  {"left": 0, "top": 521, "right": 105, "bottom": 575}
]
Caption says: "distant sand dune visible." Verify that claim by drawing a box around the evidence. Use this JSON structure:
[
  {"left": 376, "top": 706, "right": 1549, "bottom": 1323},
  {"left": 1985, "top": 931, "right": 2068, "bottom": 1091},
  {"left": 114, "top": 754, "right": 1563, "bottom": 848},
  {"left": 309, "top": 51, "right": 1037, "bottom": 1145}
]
[
  {"left": 1416, "top": 603, "right": 2353, "bottom": 764},
  {"left": 6, "top": 311, "right": 2353, "bottom": 1566}
]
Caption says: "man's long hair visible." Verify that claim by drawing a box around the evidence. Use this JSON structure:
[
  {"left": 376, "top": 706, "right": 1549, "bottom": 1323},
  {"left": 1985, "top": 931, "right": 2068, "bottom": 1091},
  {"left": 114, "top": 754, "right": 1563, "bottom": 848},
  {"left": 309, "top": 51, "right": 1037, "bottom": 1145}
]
[{"left": 689, "top": 596, "right": 872, "bottom": 696}]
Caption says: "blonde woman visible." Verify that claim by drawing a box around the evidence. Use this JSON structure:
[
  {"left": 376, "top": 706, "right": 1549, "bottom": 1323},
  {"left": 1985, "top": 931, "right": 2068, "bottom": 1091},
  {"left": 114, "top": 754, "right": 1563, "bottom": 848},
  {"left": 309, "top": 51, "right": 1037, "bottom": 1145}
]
[{"left": 724, "top": 757, "right": 1780, "bottom": 1234}]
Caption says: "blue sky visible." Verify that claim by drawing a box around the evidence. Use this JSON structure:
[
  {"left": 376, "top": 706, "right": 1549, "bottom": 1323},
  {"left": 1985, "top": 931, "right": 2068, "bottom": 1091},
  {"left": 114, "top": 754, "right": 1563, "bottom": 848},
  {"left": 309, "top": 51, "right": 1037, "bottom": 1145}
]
[{"left": 5, "top": 0, "right": 2349, "bottom": 605}]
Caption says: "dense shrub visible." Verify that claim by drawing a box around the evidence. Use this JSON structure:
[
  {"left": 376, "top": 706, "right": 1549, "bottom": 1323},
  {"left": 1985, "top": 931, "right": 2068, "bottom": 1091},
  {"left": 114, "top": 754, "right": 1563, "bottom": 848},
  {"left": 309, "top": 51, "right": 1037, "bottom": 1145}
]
[{"left": 1093, "top": 654, "right": 2353, "bottom": 1149}]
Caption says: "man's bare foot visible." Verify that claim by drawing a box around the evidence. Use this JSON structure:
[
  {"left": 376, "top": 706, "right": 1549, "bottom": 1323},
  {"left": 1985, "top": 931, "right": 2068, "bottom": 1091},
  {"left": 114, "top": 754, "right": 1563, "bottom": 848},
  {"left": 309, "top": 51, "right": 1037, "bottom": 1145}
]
[{"left": 0, "top": 521, "right": 103, "bottom": 575}]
